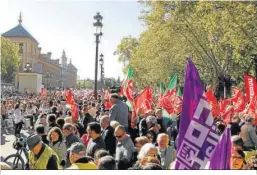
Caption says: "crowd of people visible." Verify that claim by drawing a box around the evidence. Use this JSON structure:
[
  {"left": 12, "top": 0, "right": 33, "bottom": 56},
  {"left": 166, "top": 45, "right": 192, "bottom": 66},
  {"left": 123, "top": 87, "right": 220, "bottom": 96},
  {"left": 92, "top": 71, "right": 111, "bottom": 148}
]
[{"left": 1, "top": 90, "right": 257, "bottom": 170}]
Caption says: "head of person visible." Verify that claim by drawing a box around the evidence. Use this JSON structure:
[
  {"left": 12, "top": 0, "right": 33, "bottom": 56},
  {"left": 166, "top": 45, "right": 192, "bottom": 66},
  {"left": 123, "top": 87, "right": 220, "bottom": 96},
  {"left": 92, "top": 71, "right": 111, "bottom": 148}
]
[
  {"left": 27, "top": 134, "right": 43, "bottom": 155},
  {"left": 82, "top": 105, "right": 89, "bottom": 114},
  {"left": 145, "top": 110, "right": 155, "bottom": 117},
  {"left": 49, "top": 100, "right": 53, "bottom": 108},
  {"left": 63, "top": 123, "right": 74, "bottom": 136},
  {"left": 87, "top": 122, "right": 101, "bottom": 139},
  {"left": 98, "top": 156, "right": 117, "bottom": 170},
  {"left": 110, "top": 121, "right": 120, "bottom": 130},
  {"left": 135, "top": 136, "right": 150, "bottom": 153},
  {"left": 146, "top": 131, "right": 155, "bottom": 143},
  {"left": 47, "top": 114, "right": 56, "bottom": 124},
  {"left": 157, "top": 133, "right": 169, "bottom": 149},
  {"left": 138, "top": 143, "right": 158, "bottom": 167},
  {"left": 3, "top": 100, "right": 7, "bottom": 105},
  {"left": 110, "top": 94, "right": 119, "bottom": 105},
  {"left": 231, "top": 135, "right": 244, "bottom": 151},
  {"left": 114, "top": 125, "right": 127, "bottom": 142},
  {"left": 143, "top": 163, "right": 162, "bottom": 170},
  {"left": 245, "top": 116, "right": 254, "bottom": 125},
  {"left": 91, "top": 102, "right": 96, "bottom": 108},
  {"left": 155, "top": 108, "right": 163, "bottom": 119},
  {"left": 116, "top": 157, "right": 130, "bottom": 170},
  {"left": 100, "top": 115, "right": 110, "bottom": 129},
  {"left": 94, "top": 149, "right": 110, "bottom": 165},
  {"left": 65, "top": 117, "right": 73, "bottom": 124},
  {"left": 68, "top": 142, "right": 87, "bottom": 164},
  {"left": 146, "top": 116, "right": 157, "bottom": 129},
  {"left": 232, "top": 115, "right": 240, "bottom": 123},
  {"left": 35, "top": 125, "right": 46, "bottom": 136},
  {"left": 15, "top": 103, "right": 20, "bottom": 110},
  {"left": 217, "top": 123, "right": 226, "bottom": 135},
  {"left": 47, "top": 127, "right": 64, "bottom": 142},
  {"left": 56, "top": 118, "right": 65, "bottom": 129},
  {"left": 51, "top": 106, "right": 58, "bottom": 114},
  {"left": 67, "top": 111, "right": 72, "bottom": 117}
]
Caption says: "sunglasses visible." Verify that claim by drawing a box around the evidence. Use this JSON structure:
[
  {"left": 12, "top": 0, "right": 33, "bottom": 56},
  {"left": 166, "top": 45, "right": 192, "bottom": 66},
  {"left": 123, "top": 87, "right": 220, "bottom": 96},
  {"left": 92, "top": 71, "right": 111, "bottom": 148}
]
[{"left": 115, "top": 132, "right": 125, "bottom": 138}]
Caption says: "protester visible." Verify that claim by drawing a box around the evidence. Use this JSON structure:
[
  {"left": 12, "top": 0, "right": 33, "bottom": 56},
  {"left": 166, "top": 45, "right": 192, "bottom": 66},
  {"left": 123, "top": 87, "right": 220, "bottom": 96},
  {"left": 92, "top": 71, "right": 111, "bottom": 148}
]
[
  {"left": 114, "top": 125, "right": 135, "bottom": 164},
  {"left": 62, "top": 123, "right": 82, "bottom": 149},
  {"left": 47, "top": 127, "right": 67, "bottom": 166},
  {"left": 86, "top": 122, "right": 106, "bottom": 158},
  {"left": 56, "top": 118, "right": 65, "bottom": 129},
  {"left": 82, "top": 105, "right": 94, "bottom": 131},
  {"left": 14, "top": 103, "right": 23, "bottom": 137},
  {"left": 240, "top": 116, "right": 257, "bottom": 151},
  {"left": 47, "top": 114, "right": 60, "bottom": 131},
  {"left": 100, "top": 115, "right": 116, "bottom": 156},
  {"left": 97, "top": 156, "right": 117, "bottom": 170},
  {"left": 26, "top": 134, "right": 59, "bottom": 170},
  {"left": 35, "top": 125, "right": 49, "bottom": 145},
  {"left": 231, "top": 135, "right": 247, "bottom": 170},
  {"left": 109, "top": 94, "right": 129, "bottom": 131},
  {"left": 110, "top": 121, "right": 120, "bottom": 129},
  {"left": 94, "top": 149, "right": 110, "bottom": 165},
  {"left": 67, "top": 142, "right": 97, "bottom": 170}
]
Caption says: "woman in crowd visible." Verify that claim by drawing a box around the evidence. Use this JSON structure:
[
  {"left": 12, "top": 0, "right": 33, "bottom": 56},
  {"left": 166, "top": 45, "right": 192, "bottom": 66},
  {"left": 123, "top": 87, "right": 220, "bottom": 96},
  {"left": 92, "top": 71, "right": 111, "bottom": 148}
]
[
  {"left": 14, "top": 103, "right": 23, "bottom": 137},
  {"left": 47, "top": 127, "right": 67, "bottom": 166},
  {"left": 231, "top": 135, "right": 247, "bottom": 169},
  {"left": 25, "top": 102, "right": 34, "bottom": 129}
]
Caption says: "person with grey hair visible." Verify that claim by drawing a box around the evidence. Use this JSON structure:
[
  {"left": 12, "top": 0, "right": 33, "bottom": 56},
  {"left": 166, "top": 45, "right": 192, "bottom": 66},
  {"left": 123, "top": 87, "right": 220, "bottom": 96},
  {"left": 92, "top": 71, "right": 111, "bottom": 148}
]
[
  {"left": 63, "top": 123, "right": 82, "bottom": 149},
  {"left": 240, "top": 116, "right": 257, "bottom": 151},
  {"left": 67, "top": 142, "right": 97, "bottom": 170},
  {"left": 114, "top": 125, "right": 136, "bottom": 164},
  {"left": 97, "top": 156, "right": 117, "bottom": 170},
  {"left": 100, "top": 115, "right": 116, "bottom": 156}
]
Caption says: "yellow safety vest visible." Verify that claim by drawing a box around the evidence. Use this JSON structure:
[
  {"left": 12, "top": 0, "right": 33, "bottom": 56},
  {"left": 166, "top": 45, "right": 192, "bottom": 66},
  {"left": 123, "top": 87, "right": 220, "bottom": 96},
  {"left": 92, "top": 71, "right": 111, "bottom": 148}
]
[
  {"left": 67, "top": 162, "right": 98, "bottom": 170},
  {"left": 28, "top": 145, "right": 61, "bottom": 170}
]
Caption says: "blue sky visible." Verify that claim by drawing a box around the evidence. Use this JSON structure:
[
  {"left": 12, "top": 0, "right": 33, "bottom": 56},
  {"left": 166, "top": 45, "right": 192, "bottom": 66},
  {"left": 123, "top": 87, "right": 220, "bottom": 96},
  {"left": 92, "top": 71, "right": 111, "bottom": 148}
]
[{"left": 0, "top": 0, "right": 145, "bottom": 80}]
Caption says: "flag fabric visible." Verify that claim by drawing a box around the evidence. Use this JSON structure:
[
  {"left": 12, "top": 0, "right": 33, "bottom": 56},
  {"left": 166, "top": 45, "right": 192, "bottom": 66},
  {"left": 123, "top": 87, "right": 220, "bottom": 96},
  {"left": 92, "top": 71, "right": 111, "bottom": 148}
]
[
  {"left": 231, "top": 87, "right": 245, "bottom": 113},
  {"left": 71, "top": 100, "right": 79, "bottom": 120},
  {"left": 41, "top": 88, "right": 47, "bottom": 98},
  {"left": 157, "top": 83, "right": 165, "bottom": 107},
  {"left": 244, "top": 74, "right": 257, "bottom": 103},
  {"left": 66, "top": 90, "right": 73, "bottom": 105},
  {"left": 159, "top": 74, "right": 182, "bottom": 114},
  {"left": 222, "top": 106, "right": 234, "bottom": 124},
  {"left": 177, "top": 87, "right": 182, "bottom": 97},
  {"left": 104, "top": 88, "right": 112, "bottom": 109},
  {"left": 220, "top": 98, "right": 231, "bottom": 115},
  {"left": 206, "top": 89, "right": 220, "bottom": 119},
  {"left": 175, "top": 58, "right": 220, "bottom": 170},
  {"left": 121, "top": 66, "right": 134, "bottom": 110},
  {"left": 209, "top": 126, "right": 232, "bottom": 170},
  {"left": 246, "top": 95, "right": 257, "bottom": 123},
  {"left": 131, "top": 87, "right": 152, "bottom": 128}
]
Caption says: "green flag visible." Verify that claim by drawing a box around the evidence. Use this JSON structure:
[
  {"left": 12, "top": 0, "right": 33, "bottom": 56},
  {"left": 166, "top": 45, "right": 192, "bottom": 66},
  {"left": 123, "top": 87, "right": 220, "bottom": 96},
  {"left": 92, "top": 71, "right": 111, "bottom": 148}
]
[
  {"left": 160, "top": 83, "right": 165, "bottom": 95},
  {"left": 122, "top": 66, "right": 134, "bottom": 111},
  {"left": 177, "top": 86, "right": 182, "bottom": 97},
  {"left": 166, "top": 73, "right": 178, "bottom": 92}
]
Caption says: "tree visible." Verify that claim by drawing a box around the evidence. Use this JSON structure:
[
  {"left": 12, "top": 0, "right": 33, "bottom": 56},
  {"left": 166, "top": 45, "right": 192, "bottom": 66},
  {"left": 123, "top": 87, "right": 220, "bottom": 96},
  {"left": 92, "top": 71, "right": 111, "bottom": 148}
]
[
  {"left": 124, "top": 1, "right": 257, "bottom": 92},
  {"left": 114, "top": 36, "right": 139, "bottom": 73},
  {"left": 1, "top": 37, "right": 21, "bottom": 83},
  {"left": 76, "top": 80, "right": 93, "bottom": 89}
]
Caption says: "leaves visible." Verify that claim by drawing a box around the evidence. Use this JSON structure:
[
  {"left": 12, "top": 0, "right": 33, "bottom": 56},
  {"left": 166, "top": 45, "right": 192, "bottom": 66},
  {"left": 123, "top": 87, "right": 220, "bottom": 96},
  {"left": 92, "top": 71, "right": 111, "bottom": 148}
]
[{"left": 1, "top": 37, "right": 20, "bottom": 83}]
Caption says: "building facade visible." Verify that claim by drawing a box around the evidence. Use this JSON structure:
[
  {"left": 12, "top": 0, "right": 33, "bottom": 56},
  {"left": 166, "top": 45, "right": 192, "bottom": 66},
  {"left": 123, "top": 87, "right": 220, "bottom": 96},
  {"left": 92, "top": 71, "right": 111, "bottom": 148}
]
[{"left": 1, "top": 13, "right": 77, "bottom": 89}]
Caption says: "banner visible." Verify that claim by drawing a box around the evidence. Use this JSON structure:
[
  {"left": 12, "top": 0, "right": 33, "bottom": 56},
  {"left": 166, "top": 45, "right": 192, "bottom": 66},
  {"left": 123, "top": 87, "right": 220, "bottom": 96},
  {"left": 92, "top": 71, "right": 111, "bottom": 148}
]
[
  {"left": 209, "top": 126, "right": 232, "bottom": 169},
  {"left": 175, "top": 58, "right": 220, "bottom": 170},
  {"left": 206, "top": 89, "right": 220, "bottom": 118},
  {"left": 244, "top": 74, "right": 257, "bottom": 103},
  {"left": 231, "top": 87, "right": 245, "bottom": 113}
]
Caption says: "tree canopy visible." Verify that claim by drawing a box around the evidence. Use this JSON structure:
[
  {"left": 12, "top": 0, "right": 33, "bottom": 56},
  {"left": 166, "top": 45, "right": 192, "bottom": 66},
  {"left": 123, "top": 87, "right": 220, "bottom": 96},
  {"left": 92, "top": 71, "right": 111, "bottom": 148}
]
[
  {"left": 115, "top": 1, "right": 257, "bottom": 92},
  {"left": 1, "top": 37, "right": 21, "bottom": 83}
]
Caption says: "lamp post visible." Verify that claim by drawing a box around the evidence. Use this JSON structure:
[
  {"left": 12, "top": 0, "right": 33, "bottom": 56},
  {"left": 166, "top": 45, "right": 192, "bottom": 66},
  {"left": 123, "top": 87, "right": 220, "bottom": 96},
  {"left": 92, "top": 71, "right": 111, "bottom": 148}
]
[
  {"left": 93, "top": 12, "right": 103, "bottom": 99},
  {"left": 99, "top": 53, "right": 104, "bottom": 91},
  {"left": 24, "top": 62, "right": 32, "bottom": 72}
]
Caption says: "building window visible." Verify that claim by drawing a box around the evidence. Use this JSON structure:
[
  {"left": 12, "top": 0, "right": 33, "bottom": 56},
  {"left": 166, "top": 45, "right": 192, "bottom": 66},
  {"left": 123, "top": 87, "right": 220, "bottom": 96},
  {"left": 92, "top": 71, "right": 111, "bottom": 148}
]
[{"left": 19, "top": 43, "right": 24, "bottom": 54}]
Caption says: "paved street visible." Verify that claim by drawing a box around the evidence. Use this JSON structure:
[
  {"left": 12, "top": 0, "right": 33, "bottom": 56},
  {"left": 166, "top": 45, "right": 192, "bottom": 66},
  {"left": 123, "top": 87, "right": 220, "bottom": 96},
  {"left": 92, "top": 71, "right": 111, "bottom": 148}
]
[{"left": 0, "top": 126, "right": 34, "bottom": 164}]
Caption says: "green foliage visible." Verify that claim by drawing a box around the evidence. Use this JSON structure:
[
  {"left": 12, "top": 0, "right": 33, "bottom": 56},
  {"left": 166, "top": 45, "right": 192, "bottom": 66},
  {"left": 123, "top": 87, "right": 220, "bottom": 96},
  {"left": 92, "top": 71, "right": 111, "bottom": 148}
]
[
  {"left": 1, "top": 37, "right": 21, "bottom": 83},
  {"left": 116, "top": 1, "right": 257, "bottom": 90},
  {"left": 77, "top": 80, "right": 93, "bottom": 89}
]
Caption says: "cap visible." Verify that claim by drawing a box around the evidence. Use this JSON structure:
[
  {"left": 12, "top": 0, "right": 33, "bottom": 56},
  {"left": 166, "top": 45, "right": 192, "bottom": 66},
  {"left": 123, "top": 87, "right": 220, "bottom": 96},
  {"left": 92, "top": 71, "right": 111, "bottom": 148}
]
[
  {"left": 27, "top": 134, "right": 41, "bottom": 150},
  {"left": 68, "top": 142, "right": 86, "bottom": 155},
  {"left": 146, "top": 115, "right": 157, "bottom": 124}
]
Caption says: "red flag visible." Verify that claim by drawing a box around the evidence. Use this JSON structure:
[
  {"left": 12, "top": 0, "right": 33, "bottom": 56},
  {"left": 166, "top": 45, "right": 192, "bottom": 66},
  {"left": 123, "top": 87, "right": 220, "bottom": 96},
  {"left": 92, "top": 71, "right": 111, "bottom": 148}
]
[
  {"left": 71, "top": 102, "right": 79, "bottom": 120},
  {"left": 159, "top": 89, "right": 182, "bottom": 115},
  {"left": 222, "top": 106, "right": 234, "bottom": 124},
  {"left": 246, "top": 95, "right": 257, "bottom": 124},
  {"left": 244, "top": 74, "right": 257, "bottom": 103},
  {"left": 41, "top": 88, "right": 47, "bottom": 98},
  {"left": 219, "top": 98, "right": 231, "bottom": 115},
  {"left": 206, "top": 89, "right": 220, "bottom": 118},
  {"left": 66, "top": 90, "right": 73, "bottom": 105},
  {"left": 131, "top": 87, "right": 153, "bottom": 128},
  {"left": 231, "top": 87, "right": 245, "bottom": 113}
]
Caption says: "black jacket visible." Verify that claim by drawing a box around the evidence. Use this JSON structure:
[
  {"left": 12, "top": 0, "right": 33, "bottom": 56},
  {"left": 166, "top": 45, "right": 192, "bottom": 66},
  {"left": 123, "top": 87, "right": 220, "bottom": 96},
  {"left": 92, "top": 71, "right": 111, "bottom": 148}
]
[
  {"left": 83, "top": 113, "right": 94, "bottom": 131},
  {"left": 230, "top": 122, "right": 241, "bottom": 136},
  {"left": 74, "top": 122, "right": 85, "bottom": 137},
  {"left": 101, "top": 125, "right": 116, "bottom": 155}
]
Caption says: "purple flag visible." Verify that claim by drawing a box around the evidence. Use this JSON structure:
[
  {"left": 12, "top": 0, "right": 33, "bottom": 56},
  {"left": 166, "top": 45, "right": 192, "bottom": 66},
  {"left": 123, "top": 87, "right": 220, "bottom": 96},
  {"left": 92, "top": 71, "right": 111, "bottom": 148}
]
[
  {"left": 174, "top": 58, "right": 220, "bottom": 169},
  {"left": 209, "top": 126, "right": 232, "bottom": 169}
]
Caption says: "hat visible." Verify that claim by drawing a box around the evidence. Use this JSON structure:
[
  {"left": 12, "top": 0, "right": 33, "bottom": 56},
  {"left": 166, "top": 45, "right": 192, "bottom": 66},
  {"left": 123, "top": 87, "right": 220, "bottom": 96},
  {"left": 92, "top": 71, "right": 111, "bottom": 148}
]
[
  {"left": 27, "top": 134, "right": 41, "bottom": 150},
  {"left": 146, "top": 115, "right": 157, "bottom": 124},
  {"left": 68, "top": 142, "right": 86, "bottom": 155}
]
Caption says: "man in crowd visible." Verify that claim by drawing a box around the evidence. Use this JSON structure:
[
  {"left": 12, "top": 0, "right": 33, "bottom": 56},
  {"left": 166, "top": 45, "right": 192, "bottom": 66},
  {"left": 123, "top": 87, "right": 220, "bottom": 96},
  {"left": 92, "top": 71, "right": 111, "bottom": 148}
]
[
  {"left": 88, "top": 102, "right": 97, "bottom": 118},
  {"left": 26, "top": 134, "right": 59, "bottom": 170},
  {"left": 63, "top": 123, "right": 82, "bottom": 149},
  {"left": 240, "top": 116, "right": 257, "bottom": 151},
  {"left": 114, "top": 125, "right": 135, "bottom": 164},
  {"left": 97, "top": 156, "right": 117, "bottom": 170},
  {"left": 109, "top": 94, "right": 129, "bottom": 131},
  {"left": 100, "top": 115, "right": 116, "bottom": 156},
  {"left": 82, "top": 105, "right": 94, "bottom": 132},
  {"left": 67, "top": 142, "right": 97, "bottom": 170},
  {"left": 86, "top": 122, "right": 106, "bottom": 158},
  {"left": 1, "top": 100, "right": 7, "bottom": 127}
]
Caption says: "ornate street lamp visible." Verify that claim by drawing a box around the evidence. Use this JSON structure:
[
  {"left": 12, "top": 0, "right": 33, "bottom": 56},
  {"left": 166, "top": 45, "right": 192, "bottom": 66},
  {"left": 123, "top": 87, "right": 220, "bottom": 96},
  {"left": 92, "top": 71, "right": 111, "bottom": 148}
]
[
  {"left": 93, "top": 12, "right": 103, "bottom": 99},
  {"left": 24, "top": 62, "right": 32, "bottom": 72},
  {"left": 99, "top": 53, "right": 104, "bottom": 91}
]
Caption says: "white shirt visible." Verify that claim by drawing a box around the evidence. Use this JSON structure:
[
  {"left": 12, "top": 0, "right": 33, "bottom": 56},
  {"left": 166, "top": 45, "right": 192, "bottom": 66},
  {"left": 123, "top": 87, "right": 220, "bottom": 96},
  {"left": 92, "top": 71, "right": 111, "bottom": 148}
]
[
  {"left": 32, "top": 106, "right": 38, "bottom": 114},
  {"left": 14, "top": 109, "right": 23, "bottom": 124},
  {"left": 26, "top": 108, "right": 33, "bottom": 115}
]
